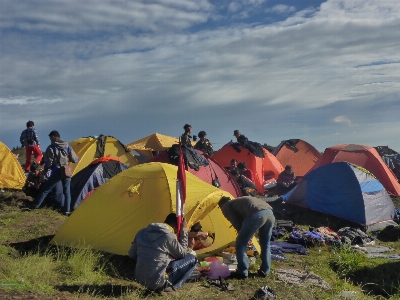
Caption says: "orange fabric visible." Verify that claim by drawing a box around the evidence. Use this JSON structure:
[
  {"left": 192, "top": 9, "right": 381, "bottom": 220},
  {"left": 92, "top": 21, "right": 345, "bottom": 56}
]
[
  {"left": 262, "top": 148, "right": 284, "bottom": 181},
  {"left": 310, "top": 144, "right": 400, "bottom": 196},
  {"left": 89, "top": 155, "right": 122, "bottom": 165},
  {"left": 213, "top": 145, "right": 266, "bottom": 194},
  {"left": 274, "top": 140, "right": 321, "bottom": 177}
]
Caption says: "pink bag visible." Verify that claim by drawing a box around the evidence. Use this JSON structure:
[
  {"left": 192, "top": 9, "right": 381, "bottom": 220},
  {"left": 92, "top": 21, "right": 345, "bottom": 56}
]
[{"left": 207, "top": 260, "right": 230, "bottom": 279}]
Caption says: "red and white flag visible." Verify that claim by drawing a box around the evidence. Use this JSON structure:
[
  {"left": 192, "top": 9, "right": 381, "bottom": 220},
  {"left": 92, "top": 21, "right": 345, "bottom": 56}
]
[{"left": 176, "top": 144, "right": 186, "bottom": 239}]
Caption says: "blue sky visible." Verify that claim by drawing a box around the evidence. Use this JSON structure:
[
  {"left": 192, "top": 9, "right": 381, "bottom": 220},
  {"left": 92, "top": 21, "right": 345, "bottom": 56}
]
[{"left": 1, "top": 0, "right": 400, "bottom": 152}]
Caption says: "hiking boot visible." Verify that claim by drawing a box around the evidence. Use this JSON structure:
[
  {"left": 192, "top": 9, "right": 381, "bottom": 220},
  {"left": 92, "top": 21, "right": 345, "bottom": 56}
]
[
  {"left": 257, "top": 270, "right": 267, "bottom": 278},
  {"left": 229, "top": 271, "right": 248, "bottom": 280}
]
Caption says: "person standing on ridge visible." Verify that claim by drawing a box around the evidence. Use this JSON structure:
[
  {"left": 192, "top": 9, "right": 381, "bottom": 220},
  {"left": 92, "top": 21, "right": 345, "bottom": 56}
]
[{"left": 20, "top": 120, "right": 43, "bottom": 172}]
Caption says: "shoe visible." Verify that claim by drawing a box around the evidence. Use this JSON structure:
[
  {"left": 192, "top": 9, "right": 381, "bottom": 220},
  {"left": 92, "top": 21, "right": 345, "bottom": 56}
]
[
  {"left": 63, "top": 211, "right": 72, "bottom": 216},
  {"left": 229, "top": 271, "right": 248, "bottom": 280},
  {"left": 257, "top": 270, "right": 267, "bottom": 278}
]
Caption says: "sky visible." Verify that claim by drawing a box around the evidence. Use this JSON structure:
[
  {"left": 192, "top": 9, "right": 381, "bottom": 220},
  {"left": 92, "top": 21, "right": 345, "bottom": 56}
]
[{"left": 1, "top": 0, "right": 400, "bottom": 153}]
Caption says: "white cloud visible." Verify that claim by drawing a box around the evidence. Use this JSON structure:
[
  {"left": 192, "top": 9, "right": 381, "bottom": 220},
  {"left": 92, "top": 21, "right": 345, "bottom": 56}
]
[
  {"left": 333, "top": 116, "right": 353, "bottom": 126},
  {"left": 0, "top": 96, "right": 62, "bottom": 105},
  {"left": 1, "top": 0, "right": 400, "bottom": 152},
  {"left": 266, "top": 4, "right": 296, "bottom": 14}
]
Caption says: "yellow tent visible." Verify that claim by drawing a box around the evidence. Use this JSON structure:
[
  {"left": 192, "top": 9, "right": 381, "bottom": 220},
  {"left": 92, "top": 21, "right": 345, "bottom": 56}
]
[
  {"left": 126, "top": 133, "right": 180, "bottom": 152},
  {"left": 69, "top": 135, "right": 139, "bottom": 176},
  {"left": 0, "top": 142, "right": 26, "bottom": 190},
  {"left": 51, "top": 162, "right": 248, "bottom": 257},
  {"left": 126, "top": 133, "right": 197, "bottom": 163}
]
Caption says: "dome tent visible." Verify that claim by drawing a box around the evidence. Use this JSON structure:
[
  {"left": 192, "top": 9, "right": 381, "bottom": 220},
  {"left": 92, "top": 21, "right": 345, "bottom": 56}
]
[
  {"left": 69, "top": 135, "right": 138, "bottom": 176},
  {"left": 213, "top": 144, "right": 284, "bottom": 194},
  {"left": 70, "top": 156, "right": 128, "bottom": 210},
  {"left": 150, "top": 149, "right": 241, "bottom": 198},
  {"left": 310, "top": 144, "right": 400, "bottom": 196},
  {"left": 51, "top": 162, "right": 253, "bottom": 257},
  {"left": 0, "top": 141, "right": 25, "bottom": 190},
  {"left": 284, "top": 162, "right": 396, "bottom": 232},
  {"left": 273, "top": 139, "right": 321, "bottom": 177}
]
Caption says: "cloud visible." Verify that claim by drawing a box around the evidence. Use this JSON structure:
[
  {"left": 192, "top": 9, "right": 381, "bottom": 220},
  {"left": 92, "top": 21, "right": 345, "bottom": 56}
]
[
  {"left": 266, "top": 4, "right": 296, "bottom": 14},
  {"left": 0, "top": 0, "right": 213, "bottom": 33},
  {"left": 1, "top": 0, "right": 400, "bottom": 153},
  {"left": 0, "top": 96, "right": 62, "bottom": 105},
  {"left": 333, "top": 116, "right": 353, "bottom": 126}
]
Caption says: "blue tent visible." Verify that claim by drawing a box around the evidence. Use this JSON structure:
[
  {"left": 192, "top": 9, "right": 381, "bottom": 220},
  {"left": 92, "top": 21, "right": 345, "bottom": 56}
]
[
  {"left": 70, "top": 158, "right": 128, "bottom": 210},
  {"left": 283, "top": 162, "right": 395, "bottom": 231}
]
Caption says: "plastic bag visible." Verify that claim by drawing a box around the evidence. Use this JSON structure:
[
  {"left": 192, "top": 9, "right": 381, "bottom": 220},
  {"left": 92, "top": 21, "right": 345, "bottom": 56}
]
[{"left": 207, "top": 260, "right": 230, "bottom": 279}]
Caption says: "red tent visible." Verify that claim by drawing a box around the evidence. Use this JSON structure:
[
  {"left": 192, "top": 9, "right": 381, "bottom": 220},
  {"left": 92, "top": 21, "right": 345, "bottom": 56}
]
[
  {"left": 150, "top": 150, "right": 241, "bottom": 198},
  {"left": 309, "top": 144, "right": 400, "bottom": 196},
  {"left": 273, "top": 139, "right": 321, "bottom": 177}
]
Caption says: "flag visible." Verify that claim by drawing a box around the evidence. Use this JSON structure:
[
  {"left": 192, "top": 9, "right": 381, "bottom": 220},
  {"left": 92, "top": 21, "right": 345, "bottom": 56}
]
[{"left": 176, "top": 144, "right": 186, "bottom": 239}]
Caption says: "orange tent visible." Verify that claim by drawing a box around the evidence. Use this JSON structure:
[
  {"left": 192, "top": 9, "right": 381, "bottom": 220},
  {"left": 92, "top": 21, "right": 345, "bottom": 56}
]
[
  {"left": 213, "top": 144, "right": 283, "bottom": 195},
  {"left": 310, "top": 144, "right": 400, "bottom": 196},
  {"left": 263, "top": 148, "right": 285, "bottom": 182},
  {"left": 273, "top": 139, "right": 321, "bottom": 177}
]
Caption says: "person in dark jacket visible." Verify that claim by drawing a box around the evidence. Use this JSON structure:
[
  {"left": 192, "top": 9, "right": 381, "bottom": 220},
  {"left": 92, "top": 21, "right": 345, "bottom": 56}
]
[
  {"left": 128, "top": 213, "right": 197, "bottom": 292},
  {"left": 20, "top": 120, "right": 43, "bottom": 172},
  {"left": 181, "top": 124, "right": 193, "bottom": 148},
  {"left": 194, "top": 131, "right": 213, "bottom": 156},
  {"left": 233, "top": 130, "right": 248, "bottom": 146},
  {"left": 231, "top": 169, "right": 257, "bottom": 196},
  {"left": 237, "top": 162, "right": 254, "bottom": 182},
  {"left": 277, "top": 165, "right": 297, "bottom": 195},
  {"left": 23, "top": 162, "right": 44, "bottom": 198},
  {"left": 219, "top": 196, "right": 275, "bottom": 279},
  {"left": 31, "top": 130, "right": 78, "bottom": 215}
]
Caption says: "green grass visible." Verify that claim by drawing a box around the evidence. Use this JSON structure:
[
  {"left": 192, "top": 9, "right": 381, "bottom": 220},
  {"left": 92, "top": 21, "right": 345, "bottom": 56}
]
[{"left": 1, "top": 191, "right": 400, "bottom": 299}]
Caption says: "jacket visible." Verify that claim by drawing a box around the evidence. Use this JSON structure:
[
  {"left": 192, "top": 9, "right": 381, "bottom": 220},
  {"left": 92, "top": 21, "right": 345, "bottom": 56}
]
[
  {"left": 128, "top": 223, "right": 188, "bottom": 290},
  {"left": 277, "top": 171, "right": 296, "bottom": 186},
  {"left": 181, "top": 133, "right": 193, "bottom": 148},
  {"left": 44, "top": 138, "right": 79, "bottom": 172},
  {"left": 221, "top": 196, "right": 272, "bottom": 232},
  {"left": 20, "top": 128, "right": 40, "bottom": 147}
]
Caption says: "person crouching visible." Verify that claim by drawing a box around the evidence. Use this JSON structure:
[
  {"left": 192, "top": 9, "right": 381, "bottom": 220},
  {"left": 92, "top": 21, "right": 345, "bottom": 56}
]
[{"left": 128, "top": 213, "right": 197, "bottom": 292}]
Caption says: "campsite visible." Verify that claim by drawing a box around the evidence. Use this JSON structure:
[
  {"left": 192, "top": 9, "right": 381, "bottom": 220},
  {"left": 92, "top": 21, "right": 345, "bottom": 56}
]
[{"left": 1, "top": 136, "right": 400, "bottom": 300}]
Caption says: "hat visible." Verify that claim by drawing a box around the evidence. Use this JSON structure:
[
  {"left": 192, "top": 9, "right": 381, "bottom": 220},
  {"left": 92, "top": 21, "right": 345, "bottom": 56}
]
[{"left": 233, "top": 130, "right": 240, "bottom": 136}]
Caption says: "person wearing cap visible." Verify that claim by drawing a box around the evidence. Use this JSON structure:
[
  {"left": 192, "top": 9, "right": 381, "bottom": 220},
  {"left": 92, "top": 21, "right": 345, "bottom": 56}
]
[
  {"left": 276, "top": 165, "right": 297, "bottom": 195},
  {"left": 31, "top": 130, "right": 78, "bottom": 215},
  {"left": 237, "top": 162, "right": 254, "bottom": 182},
  {"left": 20, "top": 120, "right": 43, "bottom": 172},
  {"left": 233, "top": 130, "right": 248, "bottom": 146},
  {"left": 181, "top": 124, "right": 193, "bottom": 148},
  {"left": 218, "top": 196, "right": 275, "bottom": 279},
  {"left": 194, "top": 131, "right": 213, "bottom": 156}
]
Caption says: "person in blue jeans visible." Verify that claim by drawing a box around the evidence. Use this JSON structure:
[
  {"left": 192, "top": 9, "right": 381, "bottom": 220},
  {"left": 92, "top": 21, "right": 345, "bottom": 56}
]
[
  {"left": 219, "top": 196, "right": 275, "bottom": 279},
  {"left": 128, "top": 213, "right": 197, "bottom": 293},
  {"left": 31, "top": 130, "right": 78, "bottom": 215}
]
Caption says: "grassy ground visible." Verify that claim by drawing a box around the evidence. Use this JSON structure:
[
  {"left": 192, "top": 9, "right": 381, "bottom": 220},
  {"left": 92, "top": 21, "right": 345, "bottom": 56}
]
[{"left": 1, "top": 189, "right": 400, "bottom": 300}]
